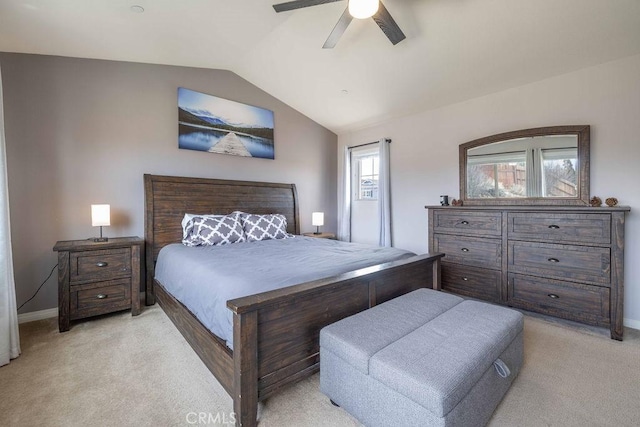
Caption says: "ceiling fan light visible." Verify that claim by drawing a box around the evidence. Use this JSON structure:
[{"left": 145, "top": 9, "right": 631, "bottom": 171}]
[{"left": 349, "top": 0, "right": 379, "bottom": 19}]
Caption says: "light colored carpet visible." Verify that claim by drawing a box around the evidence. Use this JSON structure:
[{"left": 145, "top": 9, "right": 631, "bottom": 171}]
[{"left": 1, "top": 305, "right": 639, "bottom": 426}]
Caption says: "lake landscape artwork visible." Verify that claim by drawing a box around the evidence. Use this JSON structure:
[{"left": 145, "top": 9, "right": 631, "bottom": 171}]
[{"left": 178, "top": 87, "right": 275, "bottom": 159}]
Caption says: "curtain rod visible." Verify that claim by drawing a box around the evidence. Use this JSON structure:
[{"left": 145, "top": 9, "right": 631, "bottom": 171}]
[{"left": 348, "top": 138, "right": 391, "bottom": 150}]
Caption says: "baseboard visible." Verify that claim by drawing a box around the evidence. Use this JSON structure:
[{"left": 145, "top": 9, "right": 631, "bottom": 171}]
[
  {"left": 18, "top": 308, "right": 57, "bottom": 324},
  {"left": 17, "top": 291, "right": 146, "bottom": 324},
  {"left": 624, "top": 318, "right": 640, "bottom": 331}
]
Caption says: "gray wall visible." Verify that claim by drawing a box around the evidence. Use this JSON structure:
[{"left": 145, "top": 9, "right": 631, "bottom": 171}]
[{"left": 0, "top": 53, "right": 338, "bottom": 314}]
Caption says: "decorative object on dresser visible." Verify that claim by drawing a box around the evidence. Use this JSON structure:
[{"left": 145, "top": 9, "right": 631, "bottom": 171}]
[
  {"left": 53, "top": 237, "right": 144, "bottom": 332},
  {"left": 605, "top": 197, "right": 619, "bottom": 207},
  {"left": 590, "top": 196, "right": 602, "bottom": 207},
  {"left": 451, "top": 198, "right": 463, "bottom": 206},
  {"left": 427, "top": 205, "right": 630, "bottom": 340},
  {"left": 459, "top": 125, "right": 590, "bottom": 206},
  {"left": 440, "top": 195, "right": 449, "bottom": 206}
]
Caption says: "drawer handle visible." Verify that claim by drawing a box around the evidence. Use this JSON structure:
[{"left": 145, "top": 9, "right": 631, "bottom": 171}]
[
  {"left": 96, "top": 261, "right": 109, "bottom": 267},
  {"left": 461, "top": 248, "right": 470, "bottom": 252},
  {"left": 547, "top": 293, "right": 560, "bottom": 299},
  {"left": 462, "top": 277, "right": 469, "bottom": 281},
  {"left": 460, "top": 221, "right": 469, "bottom": 225},
  {"left": 96, "top": 294, "right": 108, "bottom": 299},
  {"left": 547, "top": 258, "right": 560, "bottom": 263},
  {"left": 548, "top": 224, "right": 560, "bottom": 229}
]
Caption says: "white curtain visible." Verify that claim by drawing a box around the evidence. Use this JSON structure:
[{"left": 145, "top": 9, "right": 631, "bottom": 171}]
[
  {"left": 0, "top": 65, "right": 21, "bottom": 367},
  {"left": 337, "top": 146, "right": 351, "bottom": 242},
  {"left": 378, "top": 138, "right": 391, "bottom": 247}
]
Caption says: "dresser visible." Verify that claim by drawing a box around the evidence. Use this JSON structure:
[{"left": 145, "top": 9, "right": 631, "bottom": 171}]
[
  {"left": 54, "top": 236, "right": 144, "bottom": 332},
  {"left": 427, "top": 206, "right": 629, "bottom": 340}
]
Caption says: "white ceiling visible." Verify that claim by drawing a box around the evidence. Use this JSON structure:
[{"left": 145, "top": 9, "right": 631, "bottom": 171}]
[{"left": 1, "top": 0, "right": 640, "bottom": 134}]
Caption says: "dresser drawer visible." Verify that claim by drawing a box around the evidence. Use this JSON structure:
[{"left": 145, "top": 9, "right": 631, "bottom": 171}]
[
  {"left": 432, "top": 210, "right": 502, "bottom": 237},
  {"left": 508, "top": 241, "right": 610, "bottom": 285},
  {"left": 70, "top": 279, "right": 131, "bottom": 319},
  {"left": 70, "top": 248, "right": 131, "bottom": 283},
  {"left": 507, "top": 273, "right": 610, "bottom": 327},
  {"left": 442, "top": 263, "right": 501, "bottom": 302},
  {"left": 508, "top": 212, "right": 611, "bottom": 244},
  {"left": 433, "top": 234, "right": 501, "bottom": 269}
]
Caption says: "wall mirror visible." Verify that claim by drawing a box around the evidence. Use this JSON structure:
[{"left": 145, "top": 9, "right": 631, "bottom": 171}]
[{"left": 459, "top": 125, "right": 590, "bottom": 206}]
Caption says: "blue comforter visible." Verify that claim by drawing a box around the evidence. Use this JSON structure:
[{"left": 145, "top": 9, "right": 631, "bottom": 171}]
[{"left": 155, "top": 236, "right": 414, "bottom": 349}]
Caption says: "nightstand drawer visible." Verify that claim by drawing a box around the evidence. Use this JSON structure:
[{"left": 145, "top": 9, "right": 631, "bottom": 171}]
[
  {"left": 71, "top": 248, "right": 131, "bottom": 283},
  {"left": 507, "top": 273, "right": 610, "bottom": 327},
  {"left": 70, "top": 279, "right": 131, "bottom": 319}
]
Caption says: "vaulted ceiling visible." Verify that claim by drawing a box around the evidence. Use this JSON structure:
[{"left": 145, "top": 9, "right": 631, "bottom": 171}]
[{"left": 1, "top": 0, "right": 640, "bottom": 133}]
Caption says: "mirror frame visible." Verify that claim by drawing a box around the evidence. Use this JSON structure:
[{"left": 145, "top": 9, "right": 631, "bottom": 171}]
[{"left": 459, "top": 125, "right": 590, "bottom": 206}]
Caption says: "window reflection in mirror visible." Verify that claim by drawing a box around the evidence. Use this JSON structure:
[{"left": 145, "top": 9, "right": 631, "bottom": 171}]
[{"left": 466, "top": 135, "right": 578, "bottom": 199}]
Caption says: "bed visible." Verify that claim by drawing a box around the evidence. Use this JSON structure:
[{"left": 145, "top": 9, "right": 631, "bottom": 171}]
[{"left": 144, "top": 174, "right": 444, "bottom": 426}]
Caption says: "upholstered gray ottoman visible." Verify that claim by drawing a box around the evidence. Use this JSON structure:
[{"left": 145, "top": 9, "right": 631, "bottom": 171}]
[{"left": 320, "top": 288, "right": 523, "bottom": 427}]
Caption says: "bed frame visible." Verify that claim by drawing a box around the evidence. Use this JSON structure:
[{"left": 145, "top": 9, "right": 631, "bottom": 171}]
[{"left": 144, "top": 174, "right": 444, "bottom": 426}]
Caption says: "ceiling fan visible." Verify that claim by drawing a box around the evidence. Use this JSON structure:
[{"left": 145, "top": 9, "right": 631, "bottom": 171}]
[{"left": 272, "top": 0, "right": 406, "bottom": 48}]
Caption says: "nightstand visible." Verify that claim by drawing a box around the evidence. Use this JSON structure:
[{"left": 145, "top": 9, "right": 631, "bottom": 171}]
[
  {"left": 302, "top": 232, "right": 336, "bottom": 239},
  {"left": 53, "top": 236, "right": 144, "bottom": 332}
]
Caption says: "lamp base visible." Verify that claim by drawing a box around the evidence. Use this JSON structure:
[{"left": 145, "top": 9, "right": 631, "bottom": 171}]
[{"left": 91, "top": 225, "right": 108, "bottom": 242}]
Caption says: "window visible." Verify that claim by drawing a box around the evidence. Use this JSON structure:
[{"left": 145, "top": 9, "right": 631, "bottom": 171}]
[
  {"left": 467, "top": 151, "right": 527, "bottom": 198},
  {"left": 467, "top": 147, "right": 577, "bottom": 199},
  {"left": 353, "top": 150, "right": 379, "bottom": 200},
  {"left": 541, "top": 148, "right": 578, "bottom": 197}
]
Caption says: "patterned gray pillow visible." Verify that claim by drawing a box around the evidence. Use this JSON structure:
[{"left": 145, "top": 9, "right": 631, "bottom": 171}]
[
  {"left": 241, "top": 213, "right": 293, "bottom": 242},
  {"left": 182, "top": 213, "right": 246, "bottom": 246}
]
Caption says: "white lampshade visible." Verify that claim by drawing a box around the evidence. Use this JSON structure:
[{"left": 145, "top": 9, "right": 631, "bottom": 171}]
[
  {"left": 349, "top": 0, "right": 379, "bottom": 19},
  {"left": 91, "top": 204, "right": 111, "bottom": 227},
  {"left": 312, "top": 212, "right": 324, "bottom": 227}
]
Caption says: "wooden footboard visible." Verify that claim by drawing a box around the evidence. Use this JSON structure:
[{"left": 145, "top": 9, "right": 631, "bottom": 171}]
[{"left": 227, "top": 253, "right": 443, "bottom": 426}]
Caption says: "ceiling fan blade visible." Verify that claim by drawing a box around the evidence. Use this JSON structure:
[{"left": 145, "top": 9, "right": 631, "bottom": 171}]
[
  {"left": 273, "top": 0, "right": 342, "bottom": 13},
  {"left": 372, "top": 1, "right": 406, "bottom": 45},
  {"left": 323, "top": 7, "right": 353, "bottom": 48}
]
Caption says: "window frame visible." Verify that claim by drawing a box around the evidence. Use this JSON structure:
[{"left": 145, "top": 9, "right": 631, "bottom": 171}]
[{"left": 351, "top": 147, "right": 380, "bottom": 202}]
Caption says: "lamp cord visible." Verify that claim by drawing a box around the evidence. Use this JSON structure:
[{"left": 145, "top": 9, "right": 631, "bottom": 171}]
[{"left": 17, "top": 263, "right": 58, "bottom": 311}]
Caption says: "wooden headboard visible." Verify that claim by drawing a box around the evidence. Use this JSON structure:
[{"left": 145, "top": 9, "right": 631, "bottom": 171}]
[{"left": 143, "top": 174, "right": 300, "bottom": 304}]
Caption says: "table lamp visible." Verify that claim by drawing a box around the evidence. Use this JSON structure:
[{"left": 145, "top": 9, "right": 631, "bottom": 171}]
[
  {"left": 91, "top": 204, "right": 110, "bottom": 242},
  {"left": 312, "top": 212, "right": 324, "bottom": 235}
]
